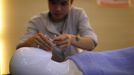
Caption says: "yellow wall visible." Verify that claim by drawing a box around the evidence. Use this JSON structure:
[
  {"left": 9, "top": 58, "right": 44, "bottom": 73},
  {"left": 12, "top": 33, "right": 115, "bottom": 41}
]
[{"left": 1, "top": 0, "right": 134, "bottom": 74}]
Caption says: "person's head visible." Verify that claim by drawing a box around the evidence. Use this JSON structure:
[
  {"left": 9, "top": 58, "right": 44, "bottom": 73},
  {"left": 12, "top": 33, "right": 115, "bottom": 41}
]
[{"left": 48, "top": 0, "right": 74, "bottom": 22}]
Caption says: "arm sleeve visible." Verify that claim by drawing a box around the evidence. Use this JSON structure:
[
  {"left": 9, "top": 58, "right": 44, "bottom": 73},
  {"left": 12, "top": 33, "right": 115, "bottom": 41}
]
[
  {"left": 78, "top": 9, "right": 98, "bottom": 46},
  {"left": 18, "top": 18, "right": 39, "bottom": 44}
]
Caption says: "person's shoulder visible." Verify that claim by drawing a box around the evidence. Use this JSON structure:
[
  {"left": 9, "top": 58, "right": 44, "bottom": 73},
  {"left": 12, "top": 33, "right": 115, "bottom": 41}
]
[
  {"left": 71, "top": 6, "right": 85, "bottom": 13},
  {"left": 72, "top": 6, "right": 84, "bottom": 11},
  {"left": 70, "top": 6, "right": 86, "bottom": 17},
  {"left": 30, "top": 11, "right": 49, "bottom": 21}
]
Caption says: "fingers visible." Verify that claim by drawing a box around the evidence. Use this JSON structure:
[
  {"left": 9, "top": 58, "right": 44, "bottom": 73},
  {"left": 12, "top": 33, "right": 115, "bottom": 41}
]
[
  {"left": 54, "top": 39, "right": 69, "bottom": 46},
  {"left": 26, "top": 33, "right": 53, "bottom": 51},
  {"left": 53, "top": 34, "right": 72, "bottom": 49},
  {"left": 34, "top": 37, "right": 52, "bottom": 51},
  {"left": 26, "top": 33, "right": 72, "bottom": 51},
  {"left": 38, "top": 33, "right": 54, "bottom": 46},
  {"left": 53, "top": 34, "right": 68, "bottom": 41},
  {"left": 58, "top": 40, "right": 70, "bottom": 49}
]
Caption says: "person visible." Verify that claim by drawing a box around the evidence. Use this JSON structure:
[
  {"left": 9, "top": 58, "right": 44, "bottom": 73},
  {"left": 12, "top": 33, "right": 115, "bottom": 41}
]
[{"left": 16, "top": 0, "right": 98, "bottom": 62}]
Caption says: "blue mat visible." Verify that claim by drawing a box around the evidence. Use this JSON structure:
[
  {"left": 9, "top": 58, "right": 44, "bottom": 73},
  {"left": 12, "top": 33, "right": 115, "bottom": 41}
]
[{"left": 69, "top": 47, "right": 134, "bottom": 75}]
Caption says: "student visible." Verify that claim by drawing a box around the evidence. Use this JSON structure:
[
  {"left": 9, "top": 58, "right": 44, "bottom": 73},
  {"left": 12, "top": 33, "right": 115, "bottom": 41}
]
[{"left": 17, "top": 0, "right": 98, "bottom": 61}]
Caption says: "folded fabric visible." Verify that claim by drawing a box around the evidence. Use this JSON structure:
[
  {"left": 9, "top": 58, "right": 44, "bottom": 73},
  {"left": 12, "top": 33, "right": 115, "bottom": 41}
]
[{"left": 69, "top": 47, "right": 134, "bottom": 75}]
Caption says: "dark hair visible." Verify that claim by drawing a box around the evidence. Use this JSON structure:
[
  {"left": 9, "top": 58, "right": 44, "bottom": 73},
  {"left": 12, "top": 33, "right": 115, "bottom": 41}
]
[
  {"left": 49, "top": 0, "right": 73, "bottom": 4},
  {"left": 49, "top": 0, "right": 68, "bottom": 2}
]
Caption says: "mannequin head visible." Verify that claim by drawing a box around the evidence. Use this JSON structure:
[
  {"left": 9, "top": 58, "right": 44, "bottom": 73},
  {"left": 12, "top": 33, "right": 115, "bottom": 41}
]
[{"left": 10, "top": 47, "right": 82, "bottom": 75}]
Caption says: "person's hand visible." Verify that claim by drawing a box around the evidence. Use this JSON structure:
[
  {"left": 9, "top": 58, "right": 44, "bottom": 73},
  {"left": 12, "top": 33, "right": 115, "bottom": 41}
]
[
  {"left": 53, "top": 34, "right": 73, "bottom": 50},
  {"left": 24, "top": 33, "right": 53, "bottom": 51}
]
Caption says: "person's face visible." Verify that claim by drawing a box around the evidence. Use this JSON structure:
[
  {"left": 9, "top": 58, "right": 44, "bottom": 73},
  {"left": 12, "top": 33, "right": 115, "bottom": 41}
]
[{"left": 48, "top": 0, "right": 73, "bottom": 22}]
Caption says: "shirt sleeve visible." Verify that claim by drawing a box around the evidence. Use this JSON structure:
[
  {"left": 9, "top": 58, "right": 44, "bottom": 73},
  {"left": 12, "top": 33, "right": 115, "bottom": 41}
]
[
  {"left": 19, "top": 18, "right": 39, "bottom": 44},
  {"left": 78, "top": 9, "right": 98, "bottom": 45}
]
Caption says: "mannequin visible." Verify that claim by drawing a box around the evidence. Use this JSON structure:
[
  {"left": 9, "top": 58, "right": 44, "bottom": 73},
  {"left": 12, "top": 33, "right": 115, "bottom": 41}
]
[{"left": 10, "top": 47, "right": 82, "bottom": 75}]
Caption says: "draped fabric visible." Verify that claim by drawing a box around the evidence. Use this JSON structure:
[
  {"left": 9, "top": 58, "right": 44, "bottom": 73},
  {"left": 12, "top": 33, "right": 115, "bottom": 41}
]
[{"left": 69, "top": 47, "right": 134, "bottom": 75}]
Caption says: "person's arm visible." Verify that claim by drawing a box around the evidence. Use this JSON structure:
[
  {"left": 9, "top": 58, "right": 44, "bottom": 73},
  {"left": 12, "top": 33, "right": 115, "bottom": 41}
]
[
  {"left": 53, "top": 34, "right": 96, "bottom": 51},
  {"left": 76, "top": 8, "right": 98, "bottom": 50},
  {"left": 16, "top": 17, "right": 38, "bottom": 49},
  {"left": 71, "top": 35, "right": 96, "bottom": 51},
  {"left": 53, "top": 8, "right": 98, "bottom": 51},
  {"left": 17, "top": 17, "right": 53, "bottom": 51},
  {"left": 17, "top": 33, "right": 53, "bottom": 51}
]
